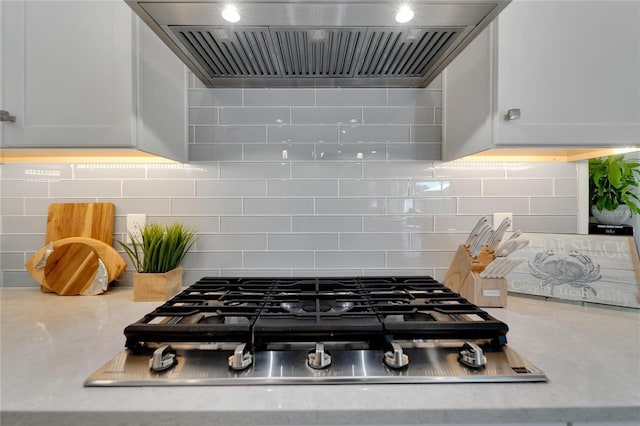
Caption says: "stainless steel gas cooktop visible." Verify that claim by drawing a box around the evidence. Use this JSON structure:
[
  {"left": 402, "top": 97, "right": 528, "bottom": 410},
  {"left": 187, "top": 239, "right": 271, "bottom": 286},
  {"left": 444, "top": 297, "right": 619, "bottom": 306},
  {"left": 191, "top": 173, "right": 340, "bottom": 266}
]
[{"left": 85, "top": 276, "right": 547, "bottom": 386}]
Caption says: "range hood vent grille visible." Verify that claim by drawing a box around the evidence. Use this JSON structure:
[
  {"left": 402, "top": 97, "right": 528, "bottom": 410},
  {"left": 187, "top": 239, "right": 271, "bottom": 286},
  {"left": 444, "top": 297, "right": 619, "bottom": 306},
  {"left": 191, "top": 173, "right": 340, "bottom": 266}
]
[
  {"left": 273, "top": 28, "right": 366, "bottom": 77},
  {"left": 356, "top": 29, "right": 461, "bottom": 77},
  {"left": 172, "top": 27, "right": 464, "bottom": 79},
  {"left": 174, "top": 27, "right": 281, "bottom": 77}
]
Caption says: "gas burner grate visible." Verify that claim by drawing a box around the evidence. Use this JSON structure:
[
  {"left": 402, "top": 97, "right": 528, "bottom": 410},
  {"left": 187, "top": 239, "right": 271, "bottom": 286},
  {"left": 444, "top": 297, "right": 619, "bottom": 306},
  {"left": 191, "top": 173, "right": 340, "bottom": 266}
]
[{"left": 123, "top": 276, "right": 509, "bottom": 350}]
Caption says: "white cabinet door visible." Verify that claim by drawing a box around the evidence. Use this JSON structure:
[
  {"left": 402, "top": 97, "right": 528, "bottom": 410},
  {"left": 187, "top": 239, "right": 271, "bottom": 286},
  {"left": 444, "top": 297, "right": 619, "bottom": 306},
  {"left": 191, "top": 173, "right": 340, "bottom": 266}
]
[
  {"left": 496, "top": 0, "right": 640, "bottom": 146},
  {"left": 443, "top": 0, "right": 640, "bottom": 161},
  {"left": 1, "top": 0, "right": 135, "bottom": 148}
]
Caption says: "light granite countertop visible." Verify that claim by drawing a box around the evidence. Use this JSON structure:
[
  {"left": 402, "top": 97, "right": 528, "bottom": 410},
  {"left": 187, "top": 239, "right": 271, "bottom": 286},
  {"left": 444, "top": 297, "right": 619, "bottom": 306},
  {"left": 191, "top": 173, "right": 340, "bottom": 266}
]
[{"left": 1, "top": 286, "right": 638, "bottom": 426}]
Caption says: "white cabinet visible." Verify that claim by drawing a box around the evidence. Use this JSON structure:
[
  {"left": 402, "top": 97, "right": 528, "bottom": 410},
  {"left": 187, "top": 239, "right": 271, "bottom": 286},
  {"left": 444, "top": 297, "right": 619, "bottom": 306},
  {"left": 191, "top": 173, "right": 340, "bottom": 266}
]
[
  {"left": 0, "top": 0, "right": 186, "bottom": 161},
  {"left": 443, "top": 0, "right": 640, "bottom": 161}
]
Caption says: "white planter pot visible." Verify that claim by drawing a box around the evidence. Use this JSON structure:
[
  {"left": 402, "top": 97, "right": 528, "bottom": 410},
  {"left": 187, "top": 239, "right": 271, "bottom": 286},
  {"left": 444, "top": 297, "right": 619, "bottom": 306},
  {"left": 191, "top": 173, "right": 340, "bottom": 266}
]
[{"left": 591, "top": 204, "right": 632, "bottom": 225}]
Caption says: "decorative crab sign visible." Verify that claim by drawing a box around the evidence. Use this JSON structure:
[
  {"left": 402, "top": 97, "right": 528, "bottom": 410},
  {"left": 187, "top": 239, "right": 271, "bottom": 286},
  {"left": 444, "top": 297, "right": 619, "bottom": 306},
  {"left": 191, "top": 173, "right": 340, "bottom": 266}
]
[{"left": 506, "top": 233, "right": 640, "bottom": 309}]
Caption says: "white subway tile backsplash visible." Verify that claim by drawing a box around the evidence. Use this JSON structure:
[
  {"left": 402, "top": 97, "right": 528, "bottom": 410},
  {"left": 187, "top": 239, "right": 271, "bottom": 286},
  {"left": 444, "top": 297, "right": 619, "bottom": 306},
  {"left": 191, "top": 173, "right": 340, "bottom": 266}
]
[
  {"left": 363, "top": 216, "right": 433, "bottom": 233},
  {"left": 50, "top": 180, "right": 121, "bottom": 198},
  {"left": 458, "top": 197, "right": 529, "bottom": 215},
  {"left": 146, "top": 163, "right": 219, "bottom": 179},
  {"left": 0, "top": 198, "right": 25, "bottom": 215},
  {"left": 387, "top": 251, "right": 454, "bottom": 268},
  {"left": 96, "top": 198, "right": 173, "bottom": 215},
  {"left": 245, "top": 252, "right": 314, "bottom": 268},
  {"left": 433, "top": 162, "right": 506, "bottom": 178},
  {"left": 292, "top": 216, "right": 362, "bottom": 233},
  {"left": 411, "top": 233, "right": 464, "bottom": 250},
  {"left": 387, "top": 143, "right": 441, "bottom": 161},
  {"left": 365, "top": 268, "right": 434, "bottom": 277},
  {"left": 315, "top": 198, "right": 385, "bottom": 215},
  {"left": 1, "top": 253, "right": 26, "bottom": 270},
  {"left": 244, "top": 198, "right": 314, "bottom": 215},
  {"left": 73, "top": 164, "right": 145, "bottom": 179},
  {"left": 220, "top": 269, "right": 293, "bottom": 277},
  {"left": 483, "top": 179, "right": 553, "bottom": 196},
  {"left": 388, "top": 89, "right": 442, "bottom": 107},
  {"left": 506, "top": 163, "right": 578, "bottom": 179},
  {"left": 412, "top": 179, "right": 481, "bottom": 197},
  {"left": 339, "top": 125, "right": 409, "bottom": 143},
  {"left": 531, "top": 197, "right": 578, "bottom": 215},
  {"left": 171, "top": 198, "right": 242, "bottom": 215},
  {"left": 198, "top": 234, "right": 267, "bottom": 251},
  {"left": 0, "top": 163, "right": 71, "bottom": 179},
  {"left": 189, "top": 143, "right": 243, "bottom": 161},
  {"left": 220, "top": 107, "right": 290, "bottom": 125},
  {"left": 363, "top": 107, "right": 435, "bottom": 124},
  {"left": 244, "top": 89, "right": 314, "bottom": 106},
  {"left": 268, "top": 125, "right": 338, "bottom": 144},
  {"left": 340, "top": 180, "right": 410, "bottom": 197},
  {"left": 292, "top": 107, "right": 362, "bottom": 124},
  {"left": 268, "top": 180, "right": 338, "bottom": 197},
  {"left": 243, "top": 144, "right": 315, "bottom": 161},
  {"left": 316, "top": 89, "right": 386, "bottom": 106},
  {"left": 554, "top": 178, "right": 578, "bottom": 196},
  {"left": 147, "top": 216, "right": 220, "bottom": 233},
  {"left": 315, "top": 251, "right": 385, "bottom": 268},
  {"left": 189, "top": 89, "right": 242, "bottom": 106},
  {"left": 221, "top": 216, "right": 290, "bottom": 233},
  {"left": 189, "top": 108, "right": 218, "bottom": 124},
  {"left": 513, "top": 215, "right": 577, "bottom": 233},
  {"left": 1, "top": 85, "right": 584, "bottom": 286},
  {"left": 293, "top": 269, "right": 363, "bottom": 276},
  {"left": 386, "top": 197, "right": 457, "bottom": 215},
  {"left": 434, "top": 215, "right": 488, "bottom": 233},
  {"left": 1, "top": 216, "right": 49, "bottom": 234},
  {"left": 316, "top": 143, "right": 387, "bottom": 161},
  {"left": 123, "top": 180, "right": 195, "bottom": 198},
  {"left": 1, "top": 180, "right": 49, "bottom": 197},
  {"left": 190, "top": 143, "right": 211, "bottom": 160},
  {"left": 340, "top": 233, "right": 411, "bottom": 250},
  {"left": 220, "top": 162, "right": 290, "bottom": 179},
  {"left": 197, "top": 180, "right": 266, "bottom": 197},
  {"left": 268, "top": 234, "right": 338, "bottom": 250},
  {"left": 291, "top": 162, "right": 362, "bottom": 179},
  {"left": 1, "top": 235, "right": 45, "bottom": 252},
  {"left": 364, "top": 162, "right": 433, "bottom": 178},
  {"left": 182, "top": 252, "right": 243, "bottom": 269}
]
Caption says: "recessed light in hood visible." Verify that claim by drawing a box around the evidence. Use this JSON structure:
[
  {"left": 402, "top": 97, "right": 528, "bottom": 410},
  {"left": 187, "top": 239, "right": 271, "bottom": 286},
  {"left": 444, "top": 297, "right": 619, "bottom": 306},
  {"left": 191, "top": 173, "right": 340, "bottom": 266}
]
[
  {"left": 126, "top": 0, "right": 511, "bottom": 88},
  {"left": 395, "top": 6, "right": 415, "bottom": 24},
  {"left": 221, "top": 5, "right": 240, "bottom": 23}
]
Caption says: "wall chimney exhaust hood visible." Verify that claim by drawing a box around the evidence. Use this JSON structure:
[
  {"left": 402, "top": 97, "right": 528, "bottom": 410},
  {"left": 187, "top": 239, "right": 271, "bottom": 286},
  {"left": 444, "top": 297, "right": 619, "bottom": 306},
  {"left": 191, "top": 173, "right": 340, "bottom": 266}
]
[{"left": 125, "top": 0, "right": 511, "bottom": 88}]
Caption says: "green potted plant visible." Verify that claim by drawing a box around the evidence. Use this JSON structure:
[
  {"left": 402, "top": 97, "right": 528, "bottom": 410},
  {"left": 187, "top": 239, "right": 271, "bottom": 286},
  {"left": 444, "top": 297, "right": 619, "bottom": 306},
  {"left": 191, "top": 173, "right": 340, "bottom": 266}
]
[
  {"left": 118, "top": 222, "right": 197, "bottom": 301},
  {"left": 589, "top": 154, "right": 640, "bottom": 225}
]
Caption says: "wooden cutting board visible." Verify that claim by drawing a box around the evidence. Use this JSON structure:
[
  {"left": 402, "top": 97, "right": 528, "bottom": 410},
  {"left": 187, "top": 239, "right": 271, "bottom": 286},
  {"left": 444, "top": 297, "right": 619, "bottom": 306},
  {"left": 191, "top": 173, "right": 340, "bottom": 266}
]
[
  {"left": 45, "top": 203, "right": 115, "bottom": 244},
  {"left": 25, "top": 203, "right": 118, "bottom": 293},
  {"left": 25, "top": 237, "right": 127, "bottom": 296}
]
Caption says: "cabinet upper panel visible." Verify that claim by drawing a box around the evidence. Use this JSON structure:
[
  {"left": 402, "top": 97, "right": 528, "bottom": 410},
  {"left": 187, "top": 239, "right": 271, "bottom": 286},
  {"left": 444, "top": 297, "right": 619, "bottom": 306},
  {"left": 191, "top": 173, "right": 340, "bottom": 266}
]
[
  {"left": 496, "top": 0, "right": 640, "bottom": 145},
  {"left": 2, "top": 0, "right": 134, "bottom": 147}
]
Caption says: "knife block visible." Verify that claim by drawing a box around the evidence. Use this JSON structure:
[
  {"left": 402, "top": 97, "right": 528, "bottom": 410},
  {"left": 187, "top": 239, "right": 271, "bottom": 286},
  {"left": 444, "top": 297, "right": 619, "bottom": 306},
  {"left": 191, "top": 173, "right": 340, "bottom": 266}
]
[{"left": 444, "top": 245, "right": 507, "bottom": 307}]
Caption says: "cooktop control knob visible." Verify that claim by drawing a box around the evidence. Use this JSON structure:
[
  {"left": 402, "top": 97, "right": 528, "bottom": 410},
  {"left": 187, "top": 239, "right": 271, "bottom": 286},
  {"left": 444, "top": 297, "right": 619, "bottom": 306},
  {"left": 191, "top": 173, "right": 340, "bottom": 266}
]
[
  {"left": 228, "top": 343, "right": 253, "bottom": 371},
  {"left": 149, "top": 344, "right": 178, "bottom": 372},
  {"left": 459, "top": 342, "right": 487, "bottom": 368},
  {"left": 307, "top": 342, "right": 332, "bottom": 369},
  {"left": 384, "top": 341, "right": 409, "bottom": 369}
]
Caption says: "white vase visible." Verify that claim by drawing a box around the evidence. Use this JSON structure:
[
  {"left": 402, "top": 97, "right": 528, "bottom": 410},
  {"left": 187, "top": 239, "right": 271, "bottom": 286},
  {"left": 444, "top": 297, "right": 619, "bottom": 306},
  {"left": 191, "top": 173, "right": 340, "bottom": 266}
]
[{"left": 591, "top": 204, "right": 632, "bottom": 225}]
